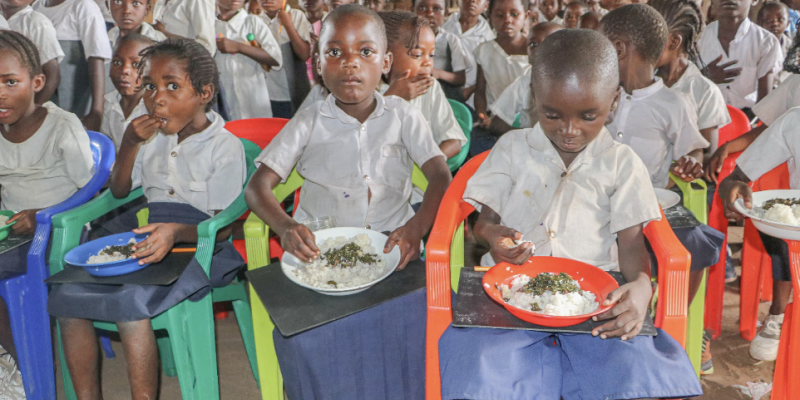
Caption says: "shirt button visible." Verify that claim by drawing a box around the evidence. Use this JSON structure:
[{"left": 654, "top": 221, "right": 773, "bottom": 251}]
[
  {"left": 561, "top": 172, "right": 567, "bottom": 177},
  {"left": 363, "top": 175, "right": 370, "bottom": 181},
  {"left": 549, "top": 231, "right": 557, "bottom": 239},
  {"left": 626, "top": 95, "right": 631, "bottom": 100},
  {"left": 171, "top": 151, "right": 177, "bottom": 157},
  {"left": 365, "top": 224, "right": 371, "bottom": 229},
  {"left": 168, "top": 189, "right": 175, "bottom": 195},
  {"left": 617, "top": 132, "right": 623, "bottom": 137},
  {"left": 360, "top": 125, "right": 366, "bottom": 131}
]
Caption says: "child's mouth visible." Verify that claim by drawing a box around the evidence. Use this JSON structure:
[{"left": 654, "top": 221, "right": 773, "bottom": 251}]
[{"left": 0, "top": 109, "right": 10, "bottom": 118}]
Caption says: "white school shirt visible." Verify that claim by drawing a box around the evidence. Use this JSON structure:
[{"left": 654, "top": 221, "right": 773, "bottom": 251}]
[
  {"left": 100, "top": 91, "right": 148, "bottom": 151},
  {"left": 0, "top": 14, "right": 8, "bottom": 29},
  {"left": 107, "top": 23, "right": 167, "bottom": 47},
  {"left": 542, "top": 15, "right": 563, "bottom": 25},
  {"left": 464, "top": 124, "right": 661, "bottom": 270},
  {"left": 473, "top": 40, "right": 530, "bottom": 108},
  {"left": 752, "top": 73, "right": 800, "bottom": 125},
  {"left": 152, "top": 0, "right": 166, "bottom": 21},
  {"left": 255, "top": 92, "right": 445, "bottom": 232},
  {"left": 34, "top": 0, "right": 112, "bottom": 60},
  {"left": 606, "top": 78, "right": 708, "bottom": 189},
  {"left": 670, "top": 62, "right": 731, "bottom": 150},
  {"left": 94, "top": 0, "right": 113, "bottom": 22},
  {"left": 297, "top": 84, "right": 329, "bottom": 112},
  {"left": 434, "top": 30, "right": 472, "bottom": 74},
  {"left": 131, "top": 111, "right": 246, "bottom": 216},
  {"left": 698, "top": 19, "right": 783, "bottom": 109},
  {"left": 737, "top": 107, "right": 800, "bottom": 189},
  {"left": 489, "top": 69, "right": 535, "bottom": 128},
  {"left": 379, "top": 80, "right": 467, "bottom": 147},
  {"left": 441, "top": 13, "right": 495, "bottom": 87},
  {"left": 7, "top": 6, "right": 65, "bottom": 64},
  {"left": 259, "top": 8, "right": 311, "bottom": 102},
  {"left": 0, "top": 102, "right": 94, "bottom": 212},
  {"left": 215, "top": 10, "right": 283, "bottom": 120},
  {"left": 158, "top": 0, "right": 217, "bottom": 55}
]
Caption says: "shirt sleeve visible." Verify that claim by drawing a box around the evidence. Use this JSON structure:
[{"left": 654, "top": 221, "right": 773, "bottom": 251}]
[
  {"left": 130, "top": 141, "right": 145, "bottom": 190},
  {"left": 445, "top": 33, "right": 470, "bottom": 72},
  {"left": 76, "top": 0, "right": 112, "bottom": 60},
  {"left": 188, "top": 0, "right": 217, "bottom": 55},
  {"left": 752, "top": 74, "right": 800, "bottom": 126},
  {"left": 0, "top": 14, "right": 8, "bottom": 29},
  {"left": 253, "top": 16, "right": 283, "bottom": 70},
  {"left": 696, "top": 79, "right": 731, "bottom": 130},
  {"left": 490, "top": 73, "right": 526, "bottom": 126},
  {"left": 609, "top": 146, "right": 662, "bottom": 234},
  {"left": 57, "top": 120, "right": 95, "bottom": 189},
  {"left": 207, "top": 136, "right": 247, "bottom": 211},
  {"left": 463, "top": 132, "right": 516, "bottom": 214},
  {"left": 254, "top": 106, "right": 313, "bottom": 180},
  {"left": 399, "top": 105, "right": 446, "bottom": 167},
  {"left": 28, "top": 13, "right": 65, "bottom": 63},
  {"left": 756, "top": 32, "right": 784, "bottom": 79},
  {"left": 737, "top": 107, "right": 798, "bottom": 181},
  {"left": 291, "top": 9, "right": 312, "bottom": 42},
  {"left": 429, "top": 81, "right": 467, "bottom": 146},
  {"left": 669, "top": 95, "right": 709, "bottom": 159}
]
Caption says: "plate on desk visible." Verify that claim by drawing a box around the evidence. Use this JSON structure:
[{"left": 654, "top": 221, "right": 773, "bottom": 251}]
[
  {"left": 654, "top": 188, "right": 680, "bottom": 209},
  {"left": 65, "top": 232, "right": 151, "bottom": 276},
  {"left": 735, "top": 189, "right": 800, "bottom": 241},
  {"left": 0, "top": 210, "right": 16, "bottom": 242}
]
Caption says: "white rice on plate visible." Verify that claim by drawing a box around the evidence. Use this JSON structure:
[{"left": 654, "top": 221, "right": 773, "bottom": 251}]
[
  {"left": 0, "top": 216, "right": 8, "bottom": 226},
  {"left": 87, "top": 238, "right": 138, "bottom": 264},
  {"left": 498, "top": 273, "right": 599, "bottom": 316},
  {"left": 757, "top": 203, "right": 800, "bottom": 226},
  {"left": 291, "top": 234, "right": 386, "bottom": 290}
]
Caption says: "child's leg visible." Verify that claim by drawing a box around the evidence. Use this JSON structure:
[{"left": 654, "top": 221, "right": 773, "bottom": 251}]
[
  {"left": 117, "top": 320, "right": 158, "bottom": 400},
  {"left": 771, "top": 280, "right": 793, "bottom": 316},
  {"left": 0, "top": 298, "right": 16, "bottom": 362},
  {"left": 59, "top": 318, "right": 102, "bottom": 400},
  {"left": 688, "top": 269, "right": 705, "bottom": 303}
]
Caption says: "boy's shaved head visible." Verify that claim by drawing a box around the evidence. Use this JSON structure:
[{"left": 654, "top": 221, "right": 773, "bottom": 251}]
[
  {"left": 600, "top": 3, "right": 668, "bottom": 64},
  {"left": 532, "top": 29, "right": 618, "bottom": 94},
  {"left": 320, "top": 4, "right": 388, "bottom": 50}
]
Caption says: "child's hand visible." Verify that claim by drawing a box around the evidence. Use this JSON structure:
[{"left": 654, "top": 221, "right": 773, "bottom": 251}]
[
  {"left": 7, "top": 210, "right": 39, "bottom": 236},
  {"left": 279, "top": 222, "right": 320, "bottom": 263},
  {"left": 591, "top": 275, "right": 652, "bottom": 340},
  {"left": 216, "top": 37, "right": 241, "bottom": 54},
  {"left": 276, "top": 8, "right": 294, "bottom": 30},
  {"left": 123, "top": 114, "right": 165, "bottom": 145},
  {"left": 386, "top": 70, "right": 434, "bottom": 101},
  {"left": 153, "top": 20, "right": 167, "bottom": 34},
  {"left": 718, "top": 177, "right": 752, "bottom": 219},
  {"left": 485, "top": 226, "right": 533, "bottom": 265},
  {"left": 670, "top": 155, "right": 703, "bottom": 182},
  {"left": 384, "top": 219, "right": 426, "bottom": 270},
  {"left": 131, "top": 223, "right": 181, "bottom": 265},
  {"left": 706, "top": 55, "right": 742, "bottom": 85},
  {"left": 704, "top": 144, "right": 729, "bottom": 183},
  {"left": 475, "top": 113, "right": 492, "bottom": 129}
]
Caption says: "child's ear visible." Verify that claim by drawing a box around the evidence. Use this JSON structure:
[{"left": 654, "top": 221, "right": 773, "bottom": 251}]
[
  {"left": 611, "top": 39, "right": 627, "bottom": 61},
  {"left": 667, "top": 33, "right": 682, "bottom": 52},
  {"left": 608, "top": 85, "right": 622, "bottom": 114},
  {"left": 382, "top": 51, "right": 393, "bottom": 76},
  {"left": 200, "top": 83, "right": 215, "bottom": 105},
  {"left": 31, "top": 73, "right": 46, "bottom": 94}
]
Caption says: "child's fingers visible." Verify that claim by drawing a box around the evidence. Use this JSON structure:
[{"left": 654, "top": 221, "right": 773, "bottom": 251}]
[
  {"left": 620, "top": 320, "right": 644, "bottom": 341},
  {"left": 132, "top": 241, "right": 160, "bottom": 261},
  {"left": 133, "top": 224, "right": 159, "bottom": 234},
  {"left": 138, "top": 247, "right": 168, "bottom": 265}
]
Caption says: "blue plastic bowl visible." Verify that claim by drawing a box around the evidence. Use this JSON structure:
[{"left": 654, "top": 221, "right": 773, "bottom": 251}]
[
  {"left": 0, "top": 210, "right": 15, "bottom": 242},
  {"left": 65, "top": 232, "right": 151, "bottom": 277}
]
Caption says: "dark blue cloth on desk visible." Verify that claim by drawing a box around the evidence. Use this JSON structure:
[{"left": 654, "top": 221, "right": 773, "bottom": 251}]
[
  {"left": 0, "top": 242, "right": 31, "bottom": 282},
  {"left": 438, "top": 326, "right": 702, "bottom": 400},
  {"left": 273, "top": 289, "right": 426, "bottom": 400},
  {"left": 47, "top": 202, "right": 244, "bottom": 322}
]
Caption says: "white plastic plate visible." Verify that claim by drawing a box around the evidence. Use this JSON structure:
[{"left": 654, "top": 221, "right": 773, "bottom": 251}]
[
  {"left": 654, "top": 188, "right": 680, "bottom": 209},
  {"left": 734, "top": 189, "right": 800, "bottom": 241}
]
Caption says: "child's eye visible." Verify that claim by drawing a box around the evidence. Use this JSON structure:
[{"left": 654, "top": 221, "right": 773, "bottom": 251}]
[
  {"left": 582, "top": 115, "right": 598, "bottom": 122},
  {"left": 112, "top": 60, "right": 122, "bottom": 66},
  {"left": 133, "top": 0, "right": 142, "bottom": 5},
  {"left": 132, "top": 62, "right": 140, "bottom": 68},
  {"left": 144, "top": 83, "right": 155, "bottom": 90},
  {"left": 113, "top": 0, "right": 122, "bottom": 4},
  {"left": 327, "top": 48, "right": 341, "bottom": 57},
  {"left": 510, "top": 11, "right": 520, "bottom": 17},
  {"left": 167, "top": 83, "right": 179, "bottom": 90},
  {"left": 545, "top": 114, "right": 559, "bottom": 120},
  {"left": 5, "top": 79, "right": 17, "bottom": 87},
  {"left": 360, "top": 48, "right": 375, "bottom": 57}
]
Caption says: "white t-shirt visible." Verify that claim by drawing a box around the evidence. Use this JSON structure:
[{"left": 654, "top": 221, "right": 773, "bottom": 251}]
[
  {"left": 0, "top": 102, "right": 94, "bottom": 212},
  {"left": 259, "top": 8, "right": 312, "bottom": 102},
  {"left": 752, "top": 73, "right": 800, "bottom": 126},
  {"left": 464, "top": 124, "right": 661, "bottom": 270},
  {"left": 34, "top": 0, "right": 112, "bottom": 60},
  {"left": 434, "top": 30, "right": 472, "bottom": 74},
  {"left": 473, "top": 40, "right": 530, "bottom": 108},
  {"left": 0, "top": 14, "right": 8, "bottom": 29},
  {"left": 379, "top": 80, "right": 467, "bottom": 147},
  {"left": 215, "top": 10, "right": 283, "bottom": 120},
  {"left": 158, "top": 0, "right": 217, "bottom": 55},
  {"left": 101, "top": 91, "right": 148, "bottom": 151},
  {"left": 606, "top": 78, "right": 708, "bottom": 189},
  {"left": 7, "top": 6, "right": 65, "bottom": 64},
  {"left": 737, "top": 107, "right": 800, "bottom": 189},
  {"left": 131, "top": 111, "right": 246, "bottom": 216},
  {"left": 440, "top": 13, "right": 495, "bottom": 87},
  {"left": 107, "top": 23, "right": 167, "bottom": 47},
  {"left": 489, "top": 70, "right": 535, "bottom": 128},
  {"left": 698, "top": 19, "right": 784, "bottom": 109}
]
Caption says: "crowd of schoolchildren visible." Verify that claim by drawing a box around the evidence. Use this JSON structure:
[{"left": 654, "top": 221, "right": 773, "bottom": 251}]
[{"left": 0, "top": 0, "right": 797, "bottom": 398}]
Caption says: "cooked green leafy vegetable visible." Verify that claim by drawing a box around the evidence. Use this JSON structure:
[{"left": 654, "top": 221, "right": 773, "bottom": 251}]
[
  {"left": 523, "top": 272, "right": 580, "bottom": 296},
  {"left": 763, "top": 198, "right": 800, "bottom": 210},
  {"left": 100, "top": 243, "right": 136, "bottom": 258},
  {"left": 323, "top": 242, "right": 379, "bottom": 268}
]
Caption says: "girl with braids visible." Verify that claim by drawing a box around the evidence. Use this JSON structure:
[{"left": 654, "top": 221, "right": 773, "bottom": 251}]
[
  {"left": 48, "top": 38, "right": 246, "bottom": 399},
  {"left": 0, "top": 30, "right": 93, "bottom": 395},
  {"left": 379, "top": 11, "right": 466, "bottom": 160}
]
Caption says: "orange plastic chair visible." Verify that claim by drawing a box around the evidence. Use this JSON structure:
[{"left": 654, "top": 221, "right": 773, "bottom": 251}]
[
  {"left": 225, "top": 118, "right": 290, "bottom": 262},
  {"left": 771, "top": 237, "right": 799, "bottom": 400},
  {"left": 424, "top": 152, "right": 692, "bottom": 400}
]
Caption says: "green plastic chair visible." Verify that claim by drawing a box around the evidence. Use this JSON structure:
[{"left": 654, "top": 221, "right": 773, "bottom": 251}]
[
  {"left": 512, "top": 113, "right": 521, "bottom": 129},
  {"left": 49, "top": 139, "right": 262, "bottom": 399},
  {"left": 244, "top": 165, "right": 429, "bottom": 400},
  {"left": 446, "top": 99, "right": 472, "bottom": 172}
]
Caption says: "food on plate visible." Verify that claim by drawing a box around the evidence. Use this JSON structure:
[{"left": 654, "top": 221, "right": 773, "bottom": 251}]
[
  {"left": 292, "top": 234, "right": 386, "bottom": 289},
  {"left": 755, "top": 197, "right": 800, "bottom": 226},
  {"left": 87, "top": 238, "right": 138, "bottom": 264},
  {"left": 0, "top": 215, "right": 8, "bottom": 226},
  {"left": 497, "top": 272, "right": 599, "bottom": 316}
]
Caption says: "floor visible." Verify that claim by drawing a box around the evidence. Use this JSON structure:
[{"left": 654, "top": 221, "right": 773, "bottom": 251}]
[{"left": 53, "top": 225, "right": 778, "bottom": 399}]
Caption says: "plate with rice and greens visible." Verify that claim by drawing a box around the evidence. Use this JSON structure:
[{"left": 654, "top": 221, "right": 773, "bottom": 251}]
[
  {"left": 281, "top": 227, "right": 401, "bottom": 296},
  {"left": 64, "top": 232, "right": 151, "bottom": 276},
  {"left": 0, "top": 210, "right": 16, "bottom": 241},
  {"left": 734, "top": 189, "right": 800, "bottom": 241}
]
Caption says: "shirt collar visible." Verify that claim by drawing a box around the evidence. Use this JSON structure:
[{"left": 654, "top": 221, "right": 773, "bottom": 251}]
[
  {"left": 221, "top": 9, "right": 247, "bottom": 32},
  {"left": 105, "top": 91, "right": 146, "bottom": 120},
  {"left": 526, "top": 123, "right": 615, "bottom": 164},
  {"left": 8, "top": 6, "right": 33, "bottom": 22},
  {"left": 319, "top": 91, "right": 389, "bottom": 124},
  {"left": 163, "top": 111, "right": 225, "bottom": 144},
  {"left": 628, "top": 77, "right": 664, "bottom": 100}
]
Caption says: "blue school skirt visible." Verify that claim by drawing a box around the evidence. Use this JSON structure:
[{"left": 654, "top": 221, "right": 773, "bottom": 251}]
[
  {"left": 0, "top": 242, "right": 31, "bottom": 282},
  {"left": 650, "top": 224, "right": 725, "bottom": 275},
  {"left": 439, "top": 326, "right": 702, "bottom": 400},
  {"left": 273, "top": 289, "right": 426, "bottom": 400},
  {"left": 47, "top": 202, "right": 244, "bottom": 322}
]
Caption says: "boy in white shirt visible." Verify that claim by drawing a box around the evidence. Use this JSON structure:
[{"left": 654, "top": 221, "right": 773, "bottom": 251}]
[
  {"left": 538, "top": 0, "right": 563, "bottom": 24},
  {"left": 107, "top": 0, "right": 167, "bottom": 46},
  {"left": 1, "top": 0, "right": 64, "bottom": 104},
  {"left": 215, "top": 0, "right": 282, "bottom": 120},
  {"left": 440, "top": 0, "right": 494, "bottom": 100},
  {"left": 757, "top": 1, "right": 792, "bottom": 86},
  {"left": 153, "top": 0, "right": 217, "bottom": 55},
  {"left": 698, "top": 0, "right": 783, "bottom": 117}
]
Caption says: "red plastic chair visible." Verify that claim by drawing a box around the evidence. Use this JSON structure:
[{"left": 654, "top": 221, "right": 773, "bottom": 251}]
[
  {"left": 424, "top": 152, "right": 692, "bottom": 400},
  {"left": 771, "top": 238, "right": 799, "bottom": 400},
  {"left": 225, "top": 118, "right": 290, "bottom": 262}
]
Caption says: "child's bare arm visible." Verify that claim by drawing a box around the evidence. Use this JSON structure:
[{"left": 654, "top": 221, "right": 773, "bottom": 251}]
[
  {"left": 757, "top": 73, "right": 773, "bottom": 102},
  {"left": 474, "top": 65, "right": 488, "bottom": 116},
  {"left": 37, "top": 59, "right": 60, "bottom": 105},
  {"left": 244, "top": 164, "right": 320, "bottom": 262},
  {"left": 705, "top": 123, "right": 767, "bottom": 182},
  {"left": 432, "top": 68, "right": 466, "bottom": 86},
  {"left": 384, "top": 156, "right": 452, "bottom": 269},
  {"left": 473, "top": 205, "right": 533, "bottom": 265},
  {"left": 277, "top": 10, "right": 311, "bottom": 61},
  {"left": 439, "top": 139, "right": 462, "bottom": 159},
  {"left": 109, "top": 115, "right": 165, "bottom": 198},
  {"left": 82, "top": 57, "right": 106, "bottom": 131},
  {"left": 718, "top": 166, "right": 753, "bottom": 219},
  {"left": 216, "top": 38, "right": 280, "bottom": 67},
  {"left": 592, "top": 224, "right": 652, "bottom": 340}
]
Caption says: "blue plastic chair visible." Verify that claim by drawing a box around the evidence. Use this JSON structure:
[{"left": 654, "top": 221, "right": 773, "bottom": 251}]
[{"left": 0, "top": 131, "right": 115, "bottom": 400}]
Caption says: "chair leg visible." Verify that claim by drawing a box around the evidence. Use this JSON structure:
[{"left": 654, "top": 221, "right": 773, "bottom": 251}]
[
  {"left": 157, "top": 333, "right": 177, "bottom": 377},
  {"left": 231, "top": 296, "right": 259, "bottom": 385},
  {"left": 56, "top": 323, "right": 79, "bottom": 400},
  {"left": 99, "top": 332, "right": 115, "bottom": 359},
  {"left": 184, "top": 297, "right": 220, "bottom": 400},
  {"left": 250, "top": 287, "right": 283, "bottom": 400},
  {"left": 740, "top": 221, "right": 765, "bottom": 341},
  {"left": 772, "top": 303, "right": 792, "bottom": 400},
  {"left": 685, "top": 271, "right": 706, "bottom": 376},
  {"left": 164, "top": 308, "right": 200, "bottom": 399}
]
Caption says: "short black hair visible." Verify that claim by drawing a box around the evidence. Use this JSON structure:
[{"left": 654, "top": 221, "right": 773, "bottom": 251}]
[
  {"left": 379, "top": 11, "right": 429, "bottom": 52},
  {"left": 320, "top": 4, "right": 387, "bottom": 50},
  {"left": 759, "top": 1, "right": 789, "bottom": 20},
  {"left": 649, "top": 0, "right": 705, "bottom": 70},
  {"left": 0, "top": 30, "right": 42, "bottom": 76},
  {"left": 113, "top": 33, "right": 156, "bottom": 55},
  {"left": 139, "top": 38, "right": 219, "bottom": 111},
  {"left": 600, "top": 3, "right": 668, "bottom": 65},
  {"left": 489, "top": 0, "right": 525, "bottom": 14},
  {"left": 532, "top": 29, "right": 618, "bottom": 94},
  {"left": 565, "top": 1, "right": 587, "bottom": 10}
]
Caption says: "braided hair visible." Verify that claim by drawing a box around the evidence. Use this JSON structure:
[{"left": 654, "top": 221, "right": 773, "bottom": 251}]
[
  {"left": 0, "top": 30, "right": 42, "bottom": 76},
  {"left": 649, "top": 0, "right": 706, "bottom": 71},
  {"left": 378, "top": 11, "right": 428, "bottom": 54},
  {"left": 138, "top": 38, "right": 219, "bottom": 111},
  {"left": 600, "top": 4, "right": 669, "bottom": 65}
]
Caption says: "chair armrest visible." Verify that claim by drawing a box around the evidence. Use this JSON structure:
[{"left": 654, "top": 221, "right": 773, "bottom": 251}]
[
  {"left": 669, "top": 175, "right": 708, "bottom": 224},
  {"left": 195, "top": 194, "right": 249, "bottom": 274},
  {"left": 244, "top": 212, "right": 270, "bottom": 271}
]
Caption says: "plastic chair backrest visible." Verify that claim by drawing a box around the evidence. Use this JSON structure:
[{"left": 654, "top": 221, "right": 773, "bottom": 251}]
[
  {"left": 446, "top": 99, "right": 472, "bottom": 172},
  {"left": 224, "top": 118, "right": 290, "bottom": 149},
  {"left": 718, "top": 105, "right": 750, "bottom": 147}
]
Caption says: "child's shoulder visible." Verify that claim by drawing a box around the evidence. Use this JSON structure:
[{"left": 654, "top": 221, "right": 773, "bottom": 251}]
[{"left": 42, "top": 102, "right": 83, "bottom": 130}]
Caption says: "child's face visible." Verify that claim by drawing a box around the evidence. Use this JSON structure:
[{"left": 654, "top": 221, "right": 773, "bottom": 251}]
[
  {"left": 260, "top": 0, "right": 284, "bottom": 12},
  {"left": 527, "top": 24, "right": 560, "bottom": 65},
  {"left": 532, "top": 76, "right": 620, "bottom": 159},
  {"left": 491, "top": 0, "right": 526, "bottom": 38},
  {"left": 537, "top": 0, "right": 558, "bottom": 20},
  {"left": 563, "top": 4, "right": 585, "bottom": 28},
  {"left": 141, "top": 55, "right": 213, "bottom": 135},
  {"left": 585, "top": 0, "right": 600, "bottom": 11},
  {"left": 759, "top": 7, "right": 789, "bottom": 38},
  {"left": 108, "top": 0, "right": 150, "bottom": 32},
  {"left": 301, "top": 0, "right": 324, "bottom": 13},
  {"left": 0, "top": 0, "right": 35, "bottom": 10},
  {"left": 218, "top": 0, "right": 245, "bottom": 13},
  {"left": 578, "top": 12, "right": 599, "bottom": 29},
  {"left": 716, "top": 0, "right": 751, "bottom": 20},
  {"left": 389, "top": 24, "right": 435, "bottom": 81},
  {"left": 526, "top": 7, "right": 540, "bottom": 29},
  {"left": 318, "top": 15, "right": 391, "bottom": 108},
  {"left": 460, "top": 0, "right": 489, "bottom": 18},
  {"left": 415, "top": 0, "right": 446, "bottom": 32},
  {"left": 0, "top": 54, "right": 43, "bottom": 126},
  {"left": 325, "top": 0, "right": 352, "bottom": 10},
  {"left": 364, "top": 0, "right": 386, "bottom": 11},
  {"left": 110, "top": 40, "right": 148, "bottom": 97}
]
